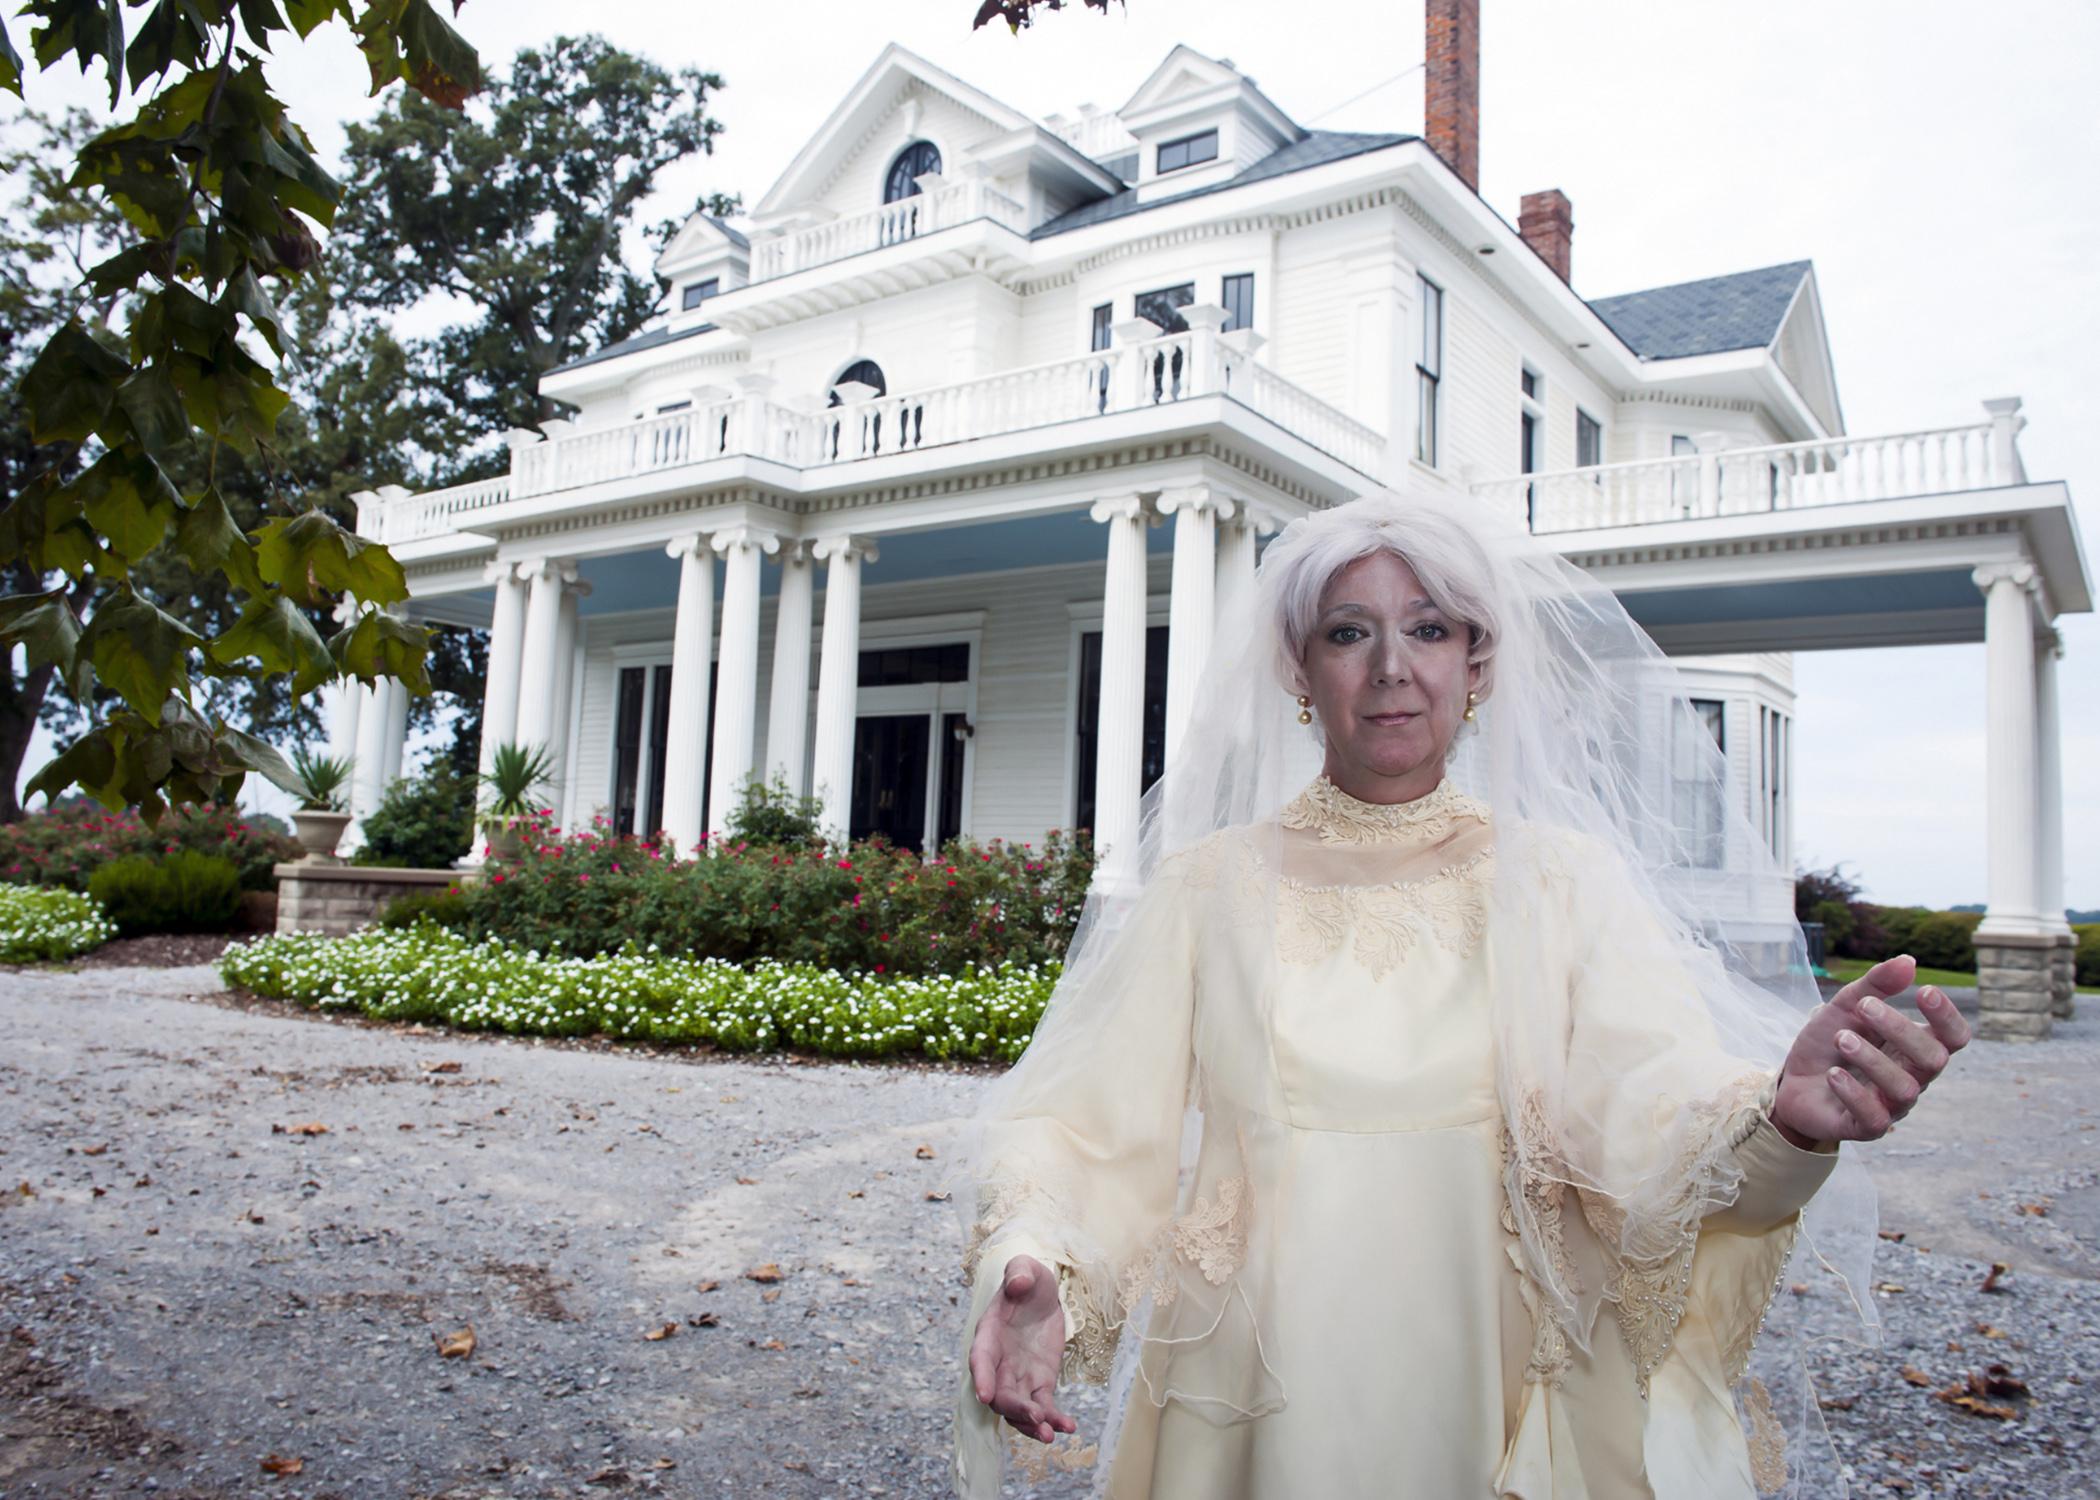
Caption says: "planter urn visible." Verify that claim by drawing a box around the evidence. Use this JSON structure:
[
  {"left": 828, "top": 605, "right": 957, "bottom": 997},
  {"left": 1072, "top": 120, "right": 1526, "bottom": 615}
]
[
  {"left": 291, "top": 808, "right": 352, "bottom": 863},
  {"left": 482, "top": 817, "right": 525, "bottom": 863}
]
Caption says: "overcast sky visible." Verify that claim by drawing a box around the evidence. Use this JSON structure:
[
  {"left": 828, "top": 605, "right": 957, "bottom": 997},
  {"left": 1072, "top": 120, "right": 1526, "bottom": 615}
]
[{"left": 5, "top": 0, "right": 2093, "bottom": 912}]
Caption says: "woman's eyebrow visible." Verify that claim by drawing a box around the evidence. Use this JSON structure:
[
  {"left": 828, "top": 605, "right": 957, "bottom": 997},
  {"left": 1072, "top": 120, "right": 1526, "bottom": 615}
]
[{"left": 1319, "top": 597, "right": 1440, "bottom": 618}]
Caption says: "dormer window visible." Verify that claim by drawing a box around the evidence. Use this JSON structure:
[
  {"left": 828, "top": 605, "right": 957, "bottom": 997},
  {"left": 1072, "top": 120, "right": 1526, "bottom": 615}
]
[
  {"left": 883, "top": 141, "right": 942, "bottom": 203},
  {"left": 1156, "top": 129, "right": 1219, "bottom": 175},
  {"left": 681, "top": 277, "right": 719, "bottom": 312}
]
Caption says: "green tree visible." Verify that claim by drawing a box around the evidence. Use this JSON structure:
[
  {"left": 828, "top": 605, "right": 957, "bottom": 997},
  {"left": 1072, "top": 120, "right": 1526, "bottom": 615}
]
[
  {"left": 330, "top": 33, "right": 737, "bottom": 473},
  {"left": 0, "top": 0, "right": 482, "bottom": 821}
]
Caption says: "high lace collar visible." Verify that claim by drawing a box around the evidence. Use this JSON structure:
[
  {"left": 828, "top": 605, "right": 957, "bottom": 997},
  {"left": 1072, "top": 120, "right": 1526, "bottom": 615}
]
[{"left": 1280, "top": 773, "right": 1492, "bottom": 846}]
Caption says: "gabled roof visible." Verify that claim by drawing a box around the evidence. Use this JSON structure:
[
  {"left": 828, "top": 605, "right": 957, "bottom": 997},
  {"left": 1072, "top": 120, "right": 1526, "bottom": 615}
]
[
  {"left": 1033, "top": 130, "right": 1411, "bottom": 238},
  {"left": 653, "top": 212, "right": 749, "bottom": 277},
  {"left": 548, "top": 321, "right": 716, "bottom": 377},
  {"left": 1117, "top": 44, "right": 1304, "bottom": 147},
  {"left": 1586, "top": 261, "right": 1813, "bottom": 360}
]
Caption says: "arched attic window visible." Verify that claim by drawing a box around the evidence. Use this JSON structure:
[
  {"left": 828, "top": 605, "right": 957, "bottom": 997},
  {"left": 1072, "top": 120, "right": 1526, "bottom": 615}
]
[
  {"left": 828, "top": 360, "right": 887, "bottom": 404},
  {"left": 883, "top": 141, "right": 942, "bottom": 203}
]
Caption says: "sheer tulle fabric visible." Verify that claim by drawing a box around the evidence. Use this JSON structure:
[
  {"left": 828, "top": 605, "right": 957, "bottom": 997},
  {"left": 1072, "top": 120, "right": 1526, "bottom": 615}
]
[{"left": 949, "top": 488, "right": 1878, "bottom": 1497}]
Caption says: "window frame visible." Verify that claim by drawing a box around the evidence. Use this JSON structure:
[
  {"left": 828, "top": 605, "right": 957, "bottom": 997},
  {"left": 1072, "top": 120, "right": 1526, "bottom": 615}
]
[
  {"left": 1415, "top": 273, "right": 1444, "bottom": 468},
  {"left": 680, "top": 276, "right": 719, "bottom": 312},
  {"left": 882, "top": 140, "right": 943, "bottom": 204},
  {"left": 1155, "top": 128, "right": 1220, "bottom": 175},
  {"left": 1575, "top": 407, "right": 1603, "bottom": 468},
  {"left": 1221, "top": 273, "right": 1255, "bottom": 334}
]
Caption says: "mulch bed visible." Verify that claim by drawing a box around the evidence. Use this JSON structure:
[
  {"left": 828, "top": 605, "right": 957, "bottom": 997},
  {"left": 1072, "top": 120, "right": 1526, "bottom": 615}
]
[{"left": 68, "top": 932, "right": 251, "bottom": 970}]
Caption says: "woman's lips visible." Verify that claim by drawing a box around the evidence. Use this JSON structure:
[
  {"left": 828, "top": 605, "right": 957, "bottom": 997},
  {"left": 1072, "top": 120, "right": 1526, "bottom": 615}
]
[{"left": 1365, "top": 711, "right": 1418, "bottom": 725}]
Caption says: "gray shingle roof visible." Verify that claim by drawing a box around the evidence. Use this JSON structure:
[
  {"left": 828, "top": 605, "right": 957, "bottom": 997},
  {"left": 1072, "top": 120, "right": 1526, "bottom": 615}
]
[
  {"left": 1093, "top": 150, "right": 1138, "bottom": 184},
  {"left": 1587, "top": 260, "right": 1811, "bottom": 360},
  {"left": 1032, "top": 130, "right": 1415, "bottom": 239},
  {"left": 702, "top": 213, "right": 750, "bottom": 250},
  {"left": 548, "top": 321, "right": 717, "bottom": 376}
]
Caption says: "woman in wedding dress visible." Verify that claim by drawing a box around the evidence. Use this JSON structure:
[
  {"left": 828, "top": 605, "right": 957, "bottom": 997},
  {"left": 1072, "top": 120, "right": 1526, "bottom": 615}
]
[{"left": 950, "top": 489, "right": 1965, "bottom": 1499}]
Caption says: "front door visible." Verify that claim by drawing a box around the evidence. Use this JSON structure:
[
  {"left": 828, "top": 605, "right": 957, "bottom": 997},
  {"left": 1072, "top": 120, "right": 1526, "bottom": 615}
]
[{"left": 851, "top": 714, "right": 932, "bottom": 853}]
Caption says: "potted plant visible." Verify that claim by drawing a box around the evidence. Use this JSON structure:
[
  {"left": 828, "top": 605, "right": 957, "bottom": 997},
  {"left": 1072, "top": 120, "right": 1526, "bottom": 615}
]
[
  {"left": 289, "top": 748, "right": 355, "bottom": 861},
  {"left": 480, "top": 742, "right": 554, "bottom": 862}
]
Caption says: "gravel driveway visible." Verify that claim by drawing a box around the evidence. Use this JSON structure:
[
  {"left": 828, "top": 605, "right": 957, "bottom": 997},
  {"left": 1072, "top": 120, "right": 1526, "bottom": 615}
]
[{"left": 2, "top": 963, "right": 2097, "bottom": 1497}]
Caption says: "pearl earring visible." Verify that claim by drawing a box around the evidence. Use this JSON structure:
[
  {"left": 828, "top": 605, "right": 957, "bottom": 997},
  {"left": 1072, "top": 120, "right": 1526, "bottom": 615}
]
[
  {"left": 1296, "top": 694, "right": 1312, "bottom": 726},
  {"left": 1463, "top": 690, "right": 1478, "bottom": 722}
]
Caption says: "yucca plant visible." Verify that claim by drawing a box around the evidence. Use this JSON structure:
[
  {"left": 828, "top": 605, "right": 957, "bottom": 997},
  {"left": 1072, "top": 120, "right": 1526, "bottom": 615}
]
[
  {"left": 290, "top": 748, "right": 355, "bottom": 813},
  {"left": 480, "top": 742, "right": 556, "bottom": 862}
]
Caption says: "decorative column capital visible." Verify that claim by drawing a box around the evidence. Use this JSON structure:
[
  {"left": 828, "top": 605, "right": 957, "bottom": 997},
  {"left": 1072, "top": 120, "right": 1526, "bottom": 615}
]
[
  {"left": 772, "top": 536, "right": 815, "bottom": 567},
  {"left": 712, "top": 524, "right": 782, "bottom": 558},
  {"left": 1156, "top": 485, "right": 1235, "bottom": 520},
  {"left": 811, "top": 533, "right": 879, "bottom": 565},
  {"left": 1973, "top": 561, "right": 2038, "bottom": 595},
  {"left": 665, "top": 533, "right": 712, "bottom": 562},
  {"left": 1088, "top": 493, "right": 1162, "bottom": 527},
  {"left": 482, "top": 559, "right": 522, "bottom": 587}
]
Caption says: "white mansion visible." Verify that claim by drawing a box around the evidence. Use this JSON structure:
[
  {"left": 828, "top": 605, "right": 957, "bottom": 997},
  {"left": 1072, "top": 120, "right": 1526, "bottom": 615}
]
[{"left": 336, "top": 17, "right": 2087, "bottom": 1036}]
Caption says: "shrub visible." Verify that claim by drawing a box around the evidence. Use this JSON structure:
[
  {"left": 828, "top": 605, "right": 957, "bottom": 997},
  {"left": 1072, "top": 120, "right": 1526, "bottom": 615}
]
[
  {"left": 726, "top": 774, "right": 826, "bottom": 850},
  {"left": 1794, "top": 865, "right": 1884, "bottom": 959},
  {"left": 0, "top": 886, "right": 118, "bottom": 961},
  {"left": 355, "top": 758, "right": 477, "bottom": 870},
  {"left": 219, "top": 925, "right": 1059, "bottom": 1063},
  {"left": 87, "top": 851, "right": 243, "bottom": 936},
  {"left": 452, "top": 817, "right": 1094, "bottom": 977},
  {"left": 1905, "top": 909, "right": 1982, "bottom": 973},
  {"left": 0, "top": 801, "right": 295, "bottom": 893},
  {"left": 2077, "top": 925, "right": 2100, "bottom": 988},
  {"left": 379, "top": 887, "right": 472, "bottom": 931}
]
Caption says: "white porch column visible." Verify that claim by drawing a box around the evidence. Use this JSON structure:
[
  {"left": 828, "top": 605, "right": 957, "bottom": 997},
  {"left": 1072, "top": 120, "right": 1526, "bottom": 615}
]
[
  {"left": 1158, "top": 485, "right": 1231, "bottom": 764},
  {"left": 479, "top": 560, "right": 528, "bottom": 774},
  {"left": 766, "top": 540, "right": 816, "bottom": 795},
  {"left": 708, "top": 525, "right": 780, "bottom": 839},
  {"left": 811, "top": 534, "right": 878, "bottom": 843},
  {"left": 1090, "top": 492, "right": 1158, "bottom": 889},
  {"left": 514, "top": 559, "right": 574, "bottom": 754},
  {"left": 1214, "top": 507, "right": 1260, "bottom": 636},
  {"left": 2037, "top": 632, "right": 2075, "bottom": 1017},
  {"left": 1973, "top": 561, "right": 2051, "bottom": 1039},
  {"left": 546, "top": 574, "right": 590, "bottom": 802},
  {"left": 348, "top": 678, "right": 391, "bottom": 825},
  {"left": 380, "top": 670, "right": 409, "bottom": 791},
  {"left": 323, "top": 679, "right": 361, "bottom": 766},
  {"left": 660, "top": 535, "right": 716, "bottom": 857}
]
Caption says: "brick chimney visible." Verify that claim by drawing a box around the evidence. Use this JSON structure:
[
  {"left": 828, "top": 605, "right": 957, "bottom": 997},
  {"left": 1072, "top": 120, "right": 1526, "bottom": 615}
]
[
  {"left": 1518, "top": 189, "right": 1574, "bottom": 282},
  {"left": 1424, "top": 0, "right": 1480, "bottom": 192}
]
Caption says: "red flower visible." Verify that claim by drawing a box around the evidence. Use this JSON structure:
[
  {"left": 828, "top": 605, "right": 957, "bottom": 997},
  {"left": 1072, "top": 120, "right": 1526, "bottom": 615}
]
[
  {"left": 837, "top": 858, "right": 852, "bottom": 870},
  {"left": 491, "top": 874, "right": 505, "bottom": 884},
  {"left": 874, "top": 963, "right": 885, "bottom": 974}
]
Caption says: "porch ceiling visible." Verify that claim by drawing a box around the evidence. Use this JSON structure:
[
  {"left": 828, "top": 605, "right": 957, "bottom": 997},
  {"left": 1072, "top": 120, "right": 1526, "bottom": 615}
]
[{"left": 1621, "top": 567, "right": 1988, "bottom": 652}]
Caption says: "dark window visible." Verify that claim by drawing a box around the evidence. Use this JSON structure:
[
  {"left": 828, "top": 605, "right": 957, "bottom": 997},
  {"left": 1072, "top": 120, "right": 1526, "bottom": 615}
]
[
  {"left": 1676, "top": 698, "right": 1727, "bottom": 868},
  {"left": 644, "top": 664, "right": 672, "bottom": 837},
  {"left": 850, "top": 715, "right": 930, "bottom": 852},
  {"left": 1520, "top": 410, "right": 1539, "bottom": 530},
  {"left": 655, "top": 400, "right": 692, "bottom": 414},
  {"left": 1520, "top": 366, "right": 1538, "bottom": 400},
  {"left": 1073, "top": 625, "right": 1170, "bottom": 833},
  {"left": 1090, "top": 303, "right": 1113, "bottom": 351},
  {"left": 1133, "top": 283, "right": 1194, "bottom": 335},
  {"left": 1416, "top": 274, "right": 1443, "bottom": 466},
  {"left": 1576, "top": 408, "right": 1603, "bottom": 467},
  {"left": 856, "top": 641, "right": 970, "bottom": 687},
  {"left": 612, "top": 663, "right": 685, "bottom": 839},
  {"left": 828, "top": 359, "right": 887, "bottom": 402},
  {"left": 1222, "top": 273, "right": 1255, "bottom": 333},
  {"left": 883, "top": 141, "right": 942, "bottom": 203},
  {"left": 1156, "top": 128, "right": 1219, "bottom": 174},
  {"left": 681, "top": 277, "right": 719, "bottom": 312},
  {"left": 937, "top": 712, "right": 969, "bottom": 853}
]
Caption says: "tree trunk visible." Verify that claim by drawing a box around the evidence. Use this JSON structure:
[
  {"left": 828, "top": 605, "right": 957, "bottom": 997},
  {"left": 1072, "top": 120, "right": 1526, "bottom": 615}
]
[{"left": 0, "top": 661, "right": 53, "bottom": 823}]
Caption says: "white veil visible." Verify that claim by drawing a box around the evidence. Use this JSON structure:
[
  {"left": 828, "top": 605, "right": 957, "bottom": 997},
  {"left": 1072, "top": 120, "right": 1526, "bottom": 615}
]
[{"left": 950, "top": 485, "right": 1879, "bottom": 1497}]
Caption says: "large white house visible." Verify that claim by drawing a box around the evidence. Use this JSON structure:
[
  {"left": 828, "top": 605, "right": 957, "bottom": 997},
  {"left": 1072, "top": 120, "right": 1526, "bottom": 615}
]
[{"left": 338, "top": 6, "right": 2087, "bottom": 1036}]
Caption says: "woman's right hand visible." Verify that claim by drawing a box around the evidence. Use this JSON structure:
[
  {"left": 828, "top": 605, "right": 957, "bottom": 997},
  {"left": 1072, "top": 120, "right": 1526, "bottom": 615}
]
[{"left": 966, "top": 1253, "right": 1077, "bottom": 1445}]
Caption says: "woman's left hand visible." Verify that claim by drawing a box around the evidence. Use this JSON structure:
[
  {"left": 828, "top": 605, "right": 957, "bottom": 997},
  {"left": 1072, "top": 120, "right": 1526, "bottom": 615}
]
[{"left": 1770, "top": 954, "right": 1970, "bottom": 1149}]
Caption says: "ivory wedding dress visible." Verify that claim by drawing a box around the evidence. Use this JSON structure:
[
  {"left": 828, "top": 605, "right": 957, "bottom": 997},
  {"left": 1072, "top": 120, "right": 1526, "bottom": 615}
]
[{"left": 954, "top": 775, "right": 1838, "bottom": 1499}]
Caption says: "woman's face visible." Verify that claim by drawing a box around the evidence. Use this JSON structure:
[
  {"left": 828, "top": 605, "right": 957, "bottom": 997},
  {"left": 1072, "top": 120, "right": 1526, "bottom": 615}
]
[{"left": 1296, "top": 550, "right": 1482, "bottom": 800}]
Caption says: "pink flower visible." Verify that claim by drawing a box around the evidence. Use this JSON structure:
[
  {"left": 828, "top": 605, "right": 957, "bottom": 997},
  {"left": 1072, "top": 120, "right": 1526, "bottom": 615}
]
[
  {"left": 837, "top": 858, "right": 852, "bottom": 870},
  {"left": 579, "top": 873, "right": 590, "bottom": 884},
  {"left": 491, "top": 874, "right": 505, "bottom": 884},
  {"left": 874, "top": 963, "right": 886, "bottom": 974},
  {"left": 611, "top": 862, "right": 621, "bottom": 873}
]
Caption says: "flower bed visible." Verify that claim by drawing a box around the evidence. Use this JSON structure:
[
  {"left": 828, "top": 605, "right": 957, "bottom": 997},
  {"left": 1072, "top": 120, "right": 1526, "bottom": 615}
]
[
  {"left": 218, "top": 926, "right": 1060, "bottom": 1063},
  {"left": 0, "top": 803, "right": 297, "bottom": 893},
  {"left": 0, "top": 886, "right": 119, "bottom": 962}
]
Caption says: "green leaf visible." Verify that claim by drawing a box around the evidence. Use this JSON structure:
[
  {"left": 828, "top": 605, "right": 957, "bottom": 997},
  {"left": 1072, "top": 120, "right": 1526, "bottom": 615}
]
[
  {"left": 0, "top": 13, "right": 22, "bottom": 97},
  {"left": 0, "top": 589, "right": 88, "bottom": 699},
  {"left": 259, "top": 120, "right": 342, "bottom": 226},
  {"left": 62, "top": 450, "right": 182, "bottom": 567},
  {"left": 174, "top": 485, "right": 266, "bottom": 595},
  {"left": 77, "top": 585, "right": 204, "bottom": 725},
  {"left": 217, "top": 723, "right": 301, "bottom": 795},
  {"left": 208, "top": 593, "right": 335, "bottom": 694},
  {"left": 19, "top": 321, "right": 131, "bottom": 444},
  {"left": 235, "top": 0, "right": 285, "bottom": 49},
  {"left": 26, "top": 729, "right": 123, "bottom": 810},
  {"left": 255, "top": 509, "right": 408, "bottom": 606},
  {"left": 225, "top": 268, "right": 291, "bottom": 357},
  {"left": 331, "top": 606, "right": 430, "bottom": 694},
  {"left": 284, "top": 0, "right": 343, "bottom": 39},
  {"left": 111, "top": 364, "right": 194, "bottom": 463}
]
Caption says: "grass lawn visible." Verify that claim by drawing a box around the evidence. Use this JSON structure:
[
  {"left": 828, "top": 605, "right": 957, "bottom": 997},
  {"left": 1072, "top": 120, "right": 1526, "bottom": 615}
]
[{"left": 1827, "top": 956, "right": 2098, "bottom": 996}]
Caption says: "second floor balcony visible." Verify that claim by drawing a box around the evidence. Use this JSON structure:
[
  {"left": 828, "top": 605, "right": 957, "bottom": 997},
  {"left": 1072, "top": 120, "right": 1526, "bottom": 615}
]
[{"left": 747, "top": 177, "right": 1030, "bottom": 283}]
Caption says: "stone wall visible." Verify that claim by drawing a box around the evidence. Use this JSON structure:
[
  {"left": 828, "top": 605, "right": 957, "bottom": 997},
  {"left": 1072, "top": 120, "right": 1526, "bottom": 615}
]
[
  {"left": 1975, "top": 934, "right": 2060, "bottom": 1041},
  {"left": 274, "top": 862, "right": 465, "bottom": 938}
]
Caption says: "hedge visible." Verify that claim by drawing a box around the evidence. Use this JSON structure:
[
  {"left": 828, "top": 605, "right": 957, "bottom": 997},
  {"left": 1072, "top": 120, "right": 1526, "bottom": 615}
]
[{"left": 0, "top": 803, "right": 295, "bottom": 893}]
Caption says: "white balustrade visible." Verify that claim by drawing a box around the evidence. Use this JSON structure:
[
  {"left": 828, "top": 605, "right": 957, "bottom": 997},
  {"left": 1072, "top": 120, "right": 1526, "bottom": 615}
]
[
  {"left": 748, "top": 179, "right": 1029, "bottom": 282},
  {"left": 1475, "top": 421, "right": 2006, "bottom": 534},
  {"left": 377, "top": 474, "right": 512, "bottom": 543}
]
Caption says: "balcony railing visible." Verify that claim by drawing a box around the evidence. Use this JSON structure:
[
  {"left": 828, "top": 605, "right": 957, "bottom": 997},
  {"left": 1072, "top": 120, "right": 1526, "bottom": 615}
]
[
  {"left": 1472, "top": 412, "right": 2024, "bottom": 534},
  {"left": 371, "top": 331, "right": 1383, "bottom": 544},
  {"left": 747, "top": 178, "right": 1030, "bottom": 282}
]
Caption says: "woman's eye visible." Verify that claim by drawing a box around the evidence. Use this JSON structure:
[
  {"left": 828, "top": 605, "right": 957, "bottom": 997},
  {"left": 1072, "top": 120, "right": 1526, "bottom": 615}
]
[
  {"left": 1328, "top": 625, "right": 1365, "bottom": 644},
  {"left": 1415, "top": 623, "right": 1448, "bottom": 641}
]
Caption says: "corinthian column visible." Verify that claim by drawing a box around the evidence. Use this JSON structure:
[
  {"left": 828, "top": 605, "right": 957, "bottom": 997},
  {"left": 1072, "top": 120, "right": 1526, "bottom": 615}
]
[
  {"left": 811, "top": 534, "right": 878, "bottom": 843},
  {"left": 660, "top": 535, "right": 715, "bottom": 856},
  {"left": 513, "top": 559, "right": 574, "bottom": 754},
  {"left": 766, "top": 540, "right": 816, "bottom": 795},
  {"left": 708, "top": 525, "right": 780, "bottom": 839},
  {"left": 1089, "top": 493, "right": 1158, "bottom": 890},
  {"left": 1973, "top": 561, "right": 2050, "bottom": 1040},
  {"left": 1158, "top": 486, "right": 1233, "bottom": 763}
]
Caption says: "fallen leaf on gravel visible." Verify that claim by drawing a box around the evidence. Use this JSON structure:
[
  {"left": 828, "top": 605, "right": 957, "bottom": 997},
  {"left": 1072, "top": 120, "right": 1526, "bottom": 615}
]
[
  {"left": 398, "top": 1123, "right": 415, "bottom": 1131},
  {"left": 654, "top": 1457, "right": 676, "bottom": 1469},
  {"left": 846, "top": 1189, "right": 864, "bottom": 1198},
  {"left": 735, "top": 1176, "right": 758, "bottom": 1185},
  {"left": 425, "top": 1060, "right": 463, "bottom": 1074},
  {"left": 745, "top": 1264, "right": 784, "bottom": 1283},
  {"left": 925, "top": 1190, "right": 952, "bottom": 1202},
  {"left": 690, "top": 1312, "right": 720, "bottom": 1328},
  {"left": 14, "top": 1182, "right": 32, "bottom": 1198},
  {"left": 643, "top": 1321, "right": 678, "bottom": 1341},
  {"left": 2017, "top": 1200, "right": 2052, "bottom": 1216},
  {"left": 696, "top": 1280, "right": 720, "bottom": 1293},
  {"left": 760, "top": 1338, "right": 786, "bottom": 1350},
  {"left": 1877, "top": 1229, "right": 1906, "bottom": 1242},
  {"left": 793, "top": 1386, "right": 822, "bottom": 1397},
  {"left": 133, "top": 1174, "right": 150, "bottom": 1187},
  {"left": 1981, "top": 1363, "right": 2030, "bottom": 1398},
  {"left": 1817, "top": 1395, "right": 1856, "bottom": 1411},
  {"left": 435, "top": 1325, "right": 477, "bottom": 1358},
  {"left": 242, "top": 1209, "right": 266, "bottom": 1224},
  {"left": 1874, "top": 1282, "right": 1906, "bottom": 1294},
  {"left": 1900, "top": 1366, "right": 1932, "bottom": 1387},
  {"left": 841, "top": 1278, "right": 866, "bottom": 1287},
  {"left": 915, "top": 1144, "right": 936, "bottom": 1159},
  {"left": 1975, "top": 1323, "right": 2009, "bottom": 1339},
  {"left": 1787, "top": 1283, "right": 1809, "bottom": 1296},
  {"left": 761, "top": 1289, "right": 781, "bottom": 1303},
  {"left": 90, "top": 1186, "right": 105, "bottom": 1198},
  {"left": 1933, "top": 1367, "right": 2025, "bottom": 1420},
  {"left": 80, "top": 1143, "right": 108, "bottom": 1156},
  {"left": 585, "top": 1466, "right": 630, "bottom": 1485},
  {"left": 271, "top": 1122, "right": 329, "bottom": 1136},
  {"left": 1980, "top": 1262, "right": 2011, "bottom": 1294},
  {"left": 259, "top": 1453, "right": 304, "bottom": 1475},
  {"left": 784, "top": 1460, "right": 809, "bottom": 1471}
]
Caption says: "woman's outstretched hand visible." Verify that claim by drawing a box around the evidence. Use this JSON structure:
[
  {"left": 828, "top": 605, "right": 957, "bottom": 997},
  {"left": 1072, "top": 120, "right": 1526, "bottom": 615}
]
[
  {"left": 967, "top": 1253, "right": 1077, "bottom": 1445},
  {"left": 1770, "top": 954, "right": 1970, "bottom": 1148}
]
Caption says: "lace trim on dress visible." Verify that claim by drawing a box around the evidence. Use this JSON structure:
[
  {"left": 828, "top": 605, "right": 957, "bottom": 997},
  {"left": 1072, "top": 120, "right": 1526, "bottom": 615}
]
[
  {"left": 1118, "top": 1171, "right": 1253, "bottom": 1313},
  {"left": 1007, "top": 1431, "right": 1100, "bottom": 1480},
  {"left": 1496, "top": 1090, "right": 1580, "bottom": 1387},
  {"left": 1277, "top": 848, "right": 1495, "bottom": 977},
  {"left": 1280, "top": 774, "right": 1492, "bottom": 846},
  {"left": 1743, "top": 1377, "right": 1790, "bottom": 1494}
]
